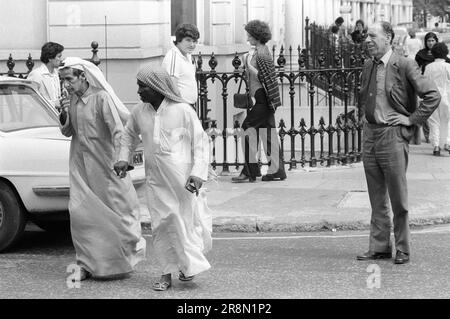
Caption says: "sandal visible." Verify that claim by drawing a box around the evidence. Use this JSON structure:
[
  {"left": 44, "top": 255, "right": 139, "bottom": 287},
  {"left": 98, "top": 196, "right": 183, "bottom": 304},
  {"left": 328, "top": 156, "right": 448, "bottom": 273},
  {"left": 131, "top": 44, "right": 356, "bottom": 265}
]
[
  {"left": 152, "top": 281, "right": 171, "bottom": 291},
  {"left": 179, "top": 271, "right": 195, "bottom": 282}
]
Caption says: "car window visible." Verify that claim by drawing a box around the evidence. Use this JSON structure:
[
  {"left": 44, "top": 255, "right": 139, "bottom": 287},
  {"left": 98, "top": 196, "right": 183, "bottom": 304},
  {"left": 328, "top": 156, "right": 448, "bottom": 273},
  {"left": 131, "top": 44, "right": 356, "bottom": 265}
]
[{"left": 0, "top": 84, "right": 58, "bottom": 132}]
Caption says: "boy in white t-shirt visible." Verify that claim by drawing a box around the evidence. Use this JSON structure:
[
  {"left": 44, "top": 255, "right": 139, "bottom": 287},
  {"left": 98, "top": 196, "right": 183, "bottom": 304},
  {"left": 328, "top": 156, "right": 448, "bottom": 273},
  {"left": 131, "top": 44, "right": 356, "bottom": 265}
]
[{"left": 162, "top": 24, "right": 200, "bottom": 107}]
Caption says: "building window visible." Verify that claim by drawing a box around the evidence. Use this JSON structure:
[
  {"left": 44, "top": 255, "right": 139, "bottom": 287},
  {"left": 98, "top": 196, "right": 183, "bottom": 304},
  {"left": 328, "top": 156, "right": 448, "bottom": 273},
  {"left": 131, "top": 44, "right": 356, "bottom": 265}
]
[{"left": 171, "top": 0, "right": 197, "bottom": 35}]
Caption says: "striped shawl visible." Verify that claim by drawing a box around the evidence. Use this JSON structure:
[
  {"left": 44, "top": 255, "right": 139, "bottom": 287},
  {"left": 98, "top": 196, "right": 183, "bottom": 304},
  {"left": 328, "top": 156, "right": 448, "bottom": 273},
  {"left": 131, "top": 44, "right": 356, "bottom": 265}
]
[{"left": 256, "top": 53, "right": 281, "bottom": 111}]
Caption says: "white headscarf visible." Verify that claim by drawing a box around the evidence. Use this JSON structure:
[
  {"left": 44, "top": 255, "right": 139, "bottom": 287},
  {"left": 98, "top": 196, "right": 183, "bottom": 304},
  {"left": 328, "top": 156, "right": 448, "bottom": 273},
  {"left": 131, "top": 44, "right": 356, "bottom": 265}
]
[{"left": 60, "top": 57, "right": 130, "bottom": 124}]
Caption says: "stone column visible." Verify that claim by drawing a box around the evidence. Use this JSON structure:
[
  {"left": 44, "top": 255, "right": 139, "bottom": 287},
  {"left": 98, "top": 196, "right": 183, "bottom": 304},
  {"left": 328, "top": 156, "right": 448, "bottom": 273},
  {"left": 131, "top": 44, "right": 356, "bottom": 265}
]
[{"left": 285, "top": 0, "right": 304, "bottom": 47}]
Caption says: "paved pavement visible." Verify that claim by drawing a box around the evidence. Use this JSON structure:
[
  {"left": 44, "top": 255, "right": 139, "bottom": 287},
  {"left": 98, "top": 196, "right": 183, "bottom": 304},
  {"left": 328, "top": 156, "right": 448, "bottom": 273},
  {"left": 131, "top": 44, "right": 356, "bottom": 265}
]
[{"left": 139, "top": 142, "right": 450, "bottom": 232}]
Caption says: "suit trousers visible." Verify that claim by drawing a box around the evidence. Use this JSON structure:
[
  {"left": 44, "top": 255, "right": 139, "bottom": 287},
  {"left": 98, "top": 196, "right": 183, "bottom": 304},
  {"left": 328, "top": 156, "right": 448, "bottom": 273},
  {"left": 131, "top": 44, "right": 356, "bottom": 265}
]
[{"left": 362, "top": 123, "right": 411, "bottom": 254}]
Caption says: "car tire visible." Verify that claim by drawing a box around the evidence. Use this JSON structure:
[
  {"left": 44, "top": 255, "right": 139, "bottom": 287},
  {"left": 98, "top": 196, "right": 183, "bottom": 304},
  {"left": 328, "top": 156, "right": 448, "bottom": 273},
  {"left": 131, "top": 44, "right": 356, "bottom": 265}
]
[
  {"left": 0, "top": 181, "right": 27, "bottom": 252},
  {"left": 32, "top": 220, "right": 70, "bottom": 233}
]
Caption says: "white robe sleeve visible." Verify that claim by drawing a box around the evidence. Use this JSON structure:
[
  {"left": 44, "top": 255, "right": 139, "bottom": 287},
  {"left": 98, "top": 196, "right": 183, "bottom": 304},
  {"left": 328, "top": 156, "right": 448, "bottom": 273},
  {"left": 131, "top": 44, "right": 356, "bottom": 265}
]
[
  {"left": 99, "top": 92, "right": 126, "bottom": 163},
  {"left": 119, "top": 108, "right": 141, "bottom": 163},
  {"left": 186, "top": 108, "right": 209, "bottom": 181}
]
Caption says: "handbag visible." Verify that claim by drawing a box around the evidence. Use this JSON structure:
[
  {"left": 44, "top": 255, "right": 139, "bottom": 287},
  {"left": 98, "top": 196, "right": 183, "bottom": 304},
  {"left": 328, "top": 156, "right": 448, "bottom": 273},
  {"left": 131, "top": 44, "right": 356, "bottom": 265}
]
[{"left": 233, "top": 71, "right": 252, "bottom": 109}]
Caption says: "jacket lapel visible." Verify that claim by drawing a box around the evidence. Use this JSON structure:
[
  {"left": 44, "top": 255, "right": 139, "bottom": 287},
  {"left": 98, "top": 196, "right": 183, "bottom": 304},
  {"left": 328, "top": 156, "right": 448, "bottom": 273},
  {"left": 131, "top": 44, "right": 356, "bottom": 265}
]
[{"left": 385, "top": 53, "right": 400, "bottom": 93}]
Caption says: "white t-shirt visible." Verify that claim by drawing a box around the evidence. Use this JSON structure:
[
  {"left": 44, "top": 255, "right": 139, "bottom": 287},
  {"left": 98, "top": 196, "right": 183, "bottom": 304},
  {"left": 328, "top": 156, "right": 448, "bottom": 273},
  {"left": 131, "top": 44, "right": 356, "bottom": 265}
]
[{"left": 162, "top": 46, "right": 198, "bottom": 104}]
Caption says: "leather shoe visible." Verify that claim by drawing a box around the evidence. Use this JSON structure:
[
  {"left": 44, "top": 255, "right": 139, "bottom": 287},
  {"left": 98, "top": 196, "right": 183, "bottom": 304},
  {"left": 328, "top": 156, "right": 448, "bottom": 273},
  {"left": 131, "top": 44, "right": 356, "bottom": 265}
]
[
  {"left": 262, "top": 170, "right": 287, "bottom": 182},
  {"left": 394, "top": 251, "right": 410, "bottom": 264},
  {"left": 231, "top": 173, "right": 256, "bottom": 183},
  {"left": 356, "top": 251, "right": 392, "bottom": 261},
  {"left": 433, "top": 146, "right": 441, "bottom": 156},
  {"left": 444, "top": 144, "right": 450, "bottom": 154}
]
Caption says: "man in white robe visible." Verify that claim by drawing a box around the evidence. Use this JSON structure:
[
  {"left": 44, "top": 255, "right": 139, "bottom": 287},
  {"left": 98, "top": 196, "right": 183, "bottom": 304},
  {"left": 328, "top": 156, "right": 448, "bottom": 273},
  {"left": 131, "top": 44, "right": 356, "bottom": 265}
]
[
  {"left": 59, "top": 57, "right": 146, "bottom": 280},
  {"left": 114, "top": 65, "right": 212, "bottom": 291}
]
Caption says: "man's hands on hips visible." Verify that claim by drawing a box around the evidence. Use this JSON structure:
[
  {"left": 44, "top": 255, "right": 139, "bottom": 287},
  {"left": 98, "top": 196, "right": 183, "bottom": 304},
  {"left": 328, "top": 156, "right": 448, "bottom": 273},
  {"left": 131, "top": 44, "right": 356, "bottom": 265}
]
[
  {"left": 114, "top": 161, "right": 129, "bottom": 178},
  {"left": 185, "top": 176, "right": 203, "bottom": 196},
  {"left": 386, "top": 112, "right": 412, "bottom": 126}
]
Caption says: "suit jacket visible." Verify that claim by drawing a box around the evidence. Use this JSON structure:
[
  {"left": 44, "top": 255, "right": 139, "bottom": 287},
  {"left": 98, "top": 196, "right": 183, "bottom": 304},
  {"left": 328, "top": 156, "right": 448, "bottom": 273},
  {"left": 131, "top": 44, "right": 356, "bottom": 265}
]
[{"left": 358, "top": 52, "right": 441, "bottom": 144}]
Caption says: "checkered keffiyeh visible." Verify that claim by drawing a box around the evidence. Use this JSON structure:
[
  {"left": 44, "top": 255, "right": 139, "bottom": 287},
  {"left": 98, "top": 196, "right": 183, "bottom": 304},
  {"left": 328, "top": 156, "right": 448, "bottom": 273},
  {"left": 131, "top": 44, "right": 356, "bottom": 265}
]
[{"left": 137, "top": 65, "right": 186, "bottom": 103}]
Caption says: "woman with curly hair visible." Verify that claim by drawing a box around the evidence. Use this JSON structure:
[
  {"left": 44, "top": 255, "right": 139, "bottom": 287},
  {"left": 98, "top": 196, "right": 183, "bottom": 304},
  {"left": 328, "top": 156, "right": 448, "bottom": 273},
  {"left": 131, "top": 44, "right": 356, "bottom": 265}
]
[{"left": 232, "top": 20, "right": 287, "bottom": 183}]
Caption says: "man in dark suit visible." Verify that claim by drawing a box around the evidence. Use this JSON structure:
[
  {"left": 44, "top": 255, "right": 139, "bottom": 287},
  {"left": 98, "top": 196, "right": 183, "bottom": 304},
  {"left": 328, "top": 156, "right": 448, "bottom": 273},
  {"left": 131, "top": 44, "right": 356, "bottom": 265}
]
[{"left": 356, "top": 22, "right": 441, "bottom": 264}]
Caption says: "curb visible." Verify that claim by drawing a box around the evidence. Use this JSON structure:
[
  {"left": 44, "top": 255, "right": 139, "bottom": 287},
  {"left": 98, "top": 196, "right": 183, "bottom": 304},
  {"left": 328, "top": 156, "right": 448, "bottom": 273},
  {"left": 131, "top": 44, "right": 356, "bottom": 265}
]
[{"left": 141, "top": 216, "right": 450, "bottom": 233}]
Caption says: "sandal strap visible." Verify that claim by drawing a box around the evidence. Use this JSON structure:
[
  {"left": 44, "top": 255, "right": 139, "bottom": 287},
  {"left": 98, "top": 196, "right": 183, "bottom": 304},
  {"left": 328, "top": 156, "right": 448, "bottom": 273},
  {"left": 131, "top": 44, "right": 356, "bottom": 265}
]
[{"left": 179, "top": 271, "right": 194, "bottom": 281}]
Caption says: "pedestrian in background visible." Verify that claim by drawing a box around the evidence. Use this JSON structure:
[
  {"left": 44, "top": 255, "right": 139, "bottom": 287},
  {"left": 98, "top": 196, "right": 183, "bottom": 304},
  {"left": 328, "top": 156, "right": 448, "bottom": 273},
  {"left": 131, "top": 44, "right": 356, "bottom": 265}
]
[
  {"left": 351, "top": 19, "right": 367, "bottom": 44},
  {"left": 232, "top": 20, "right": 286, "bottom": 183},
  {"left": 162, "top": 23, "right": 199, "bottom": 109},
  {"left": 404, "top": 29, "right": 422, "bottom": 60},
  {"left": 334, "top": 16, "right": 345, "bottom": 36},
  {"left": 415, "top": 32, "right": 440, "bottom": 74},
  {"left": 415, "top": 32, "right": 449, "bottom": 143},
  {"left": 114, "top": 66, "right": 212, "bottom": 292},
  {"left": 424, "top": 42, "right": 450, "bottom": 156},
  {"left": 27, "top": 42, "right": 64, "bottom": 109},
  {"left": 331, "top": 25, "right": 340, "bottom": 48},
  {"left": 59, "top": 57, "right": 146, "bottom": 281},
  {"left": 357, "top": 22, "right": 440, "bottom": 265}
]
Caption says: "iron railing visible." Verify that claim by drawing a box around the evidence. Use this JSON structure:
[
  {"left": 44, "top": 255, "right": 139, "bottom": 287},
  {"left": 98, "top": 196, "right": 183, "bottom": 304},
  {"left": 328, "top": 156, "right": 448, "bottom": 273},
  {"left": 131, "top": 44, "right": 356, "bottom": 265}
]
[{"left": 196, "top": 18, "right": 369, "bottom": 173}]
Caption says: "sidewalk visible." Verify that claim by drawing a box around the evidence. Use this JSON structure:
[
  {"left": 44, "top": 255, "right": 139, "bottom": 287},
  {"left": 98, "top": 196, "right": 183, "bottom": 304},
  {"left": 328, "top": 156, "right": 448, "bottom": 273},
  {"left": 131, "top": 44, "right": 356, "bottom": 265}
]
[{"left": 141, "top": 143, "right": 450, "bottom": 232}]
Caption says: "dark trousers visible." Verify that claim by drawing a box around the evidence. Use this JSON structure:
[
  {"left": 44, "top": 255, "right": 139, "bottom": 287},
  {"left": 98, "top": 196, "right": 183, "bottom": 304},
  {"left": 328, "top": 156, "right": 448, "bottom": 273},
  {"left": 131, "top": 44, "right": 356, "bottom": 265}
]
[
  {"left": 241, "top": 89, "right": 285, "bottom": 178},
  {"left": 362, "top": 123, "right": 411, "bottom": 254}
]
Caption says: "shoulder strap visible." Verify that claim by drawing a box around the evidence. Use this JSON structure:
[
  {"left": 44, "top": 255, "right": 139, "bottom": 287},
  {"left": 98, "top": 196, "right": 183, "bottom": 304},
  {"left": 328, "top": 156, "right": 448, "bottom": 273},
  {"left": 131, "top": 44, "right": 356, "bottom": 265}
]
[{"left": 237, "top": 66, "right": 246, "bottom": 93}]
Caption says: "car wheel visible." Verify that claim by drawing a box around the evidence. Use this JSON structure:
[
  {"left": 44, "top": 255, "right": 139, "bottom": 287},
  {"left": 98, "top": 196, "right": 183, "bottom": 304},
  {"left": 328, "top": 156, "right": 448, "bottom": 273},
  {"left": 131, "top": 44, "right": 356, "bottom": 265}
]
[
  {"left": 0, "top": 181, "right": 27, "bottom": 252},
  {"left": 32, "top": 220, "right": 70, "bottom": 233}
]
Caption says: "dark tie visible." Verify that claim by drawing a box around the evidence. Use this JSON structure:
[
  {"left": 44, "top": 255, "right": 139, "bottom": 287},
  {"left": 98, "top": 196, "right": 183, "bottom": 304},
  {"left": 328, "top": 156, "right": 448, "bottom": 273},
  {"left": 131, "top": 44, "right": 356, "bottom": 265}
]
[{"left": 365, "top": 59, "right": 381, "bottom": 124}]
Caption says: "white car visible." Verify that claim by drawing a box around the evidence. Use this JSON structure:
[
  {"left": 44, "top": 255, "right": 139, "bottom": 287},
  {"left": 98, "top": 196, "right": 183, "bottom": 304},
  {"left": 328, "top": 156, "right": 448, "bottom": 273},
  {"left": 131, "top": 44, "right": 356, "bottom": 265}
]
[{"left": 0, "top": 76, "right": 146, "bottom": 252}]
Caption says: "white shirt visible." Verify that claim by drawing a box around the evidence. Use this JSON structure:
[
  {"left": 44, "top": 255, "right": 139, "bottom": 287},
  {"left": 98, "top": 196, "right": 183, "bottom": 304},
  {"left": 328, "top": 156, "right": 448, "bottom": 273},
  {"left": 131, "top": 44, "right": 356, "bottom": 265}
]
[
  {"left": 373, "top": 49, "right": 396, "bottom": 124},
  {"left": 162, "top": 46, "right": 198, "bottom": 104},
  {"left": 27, "top": 63, "right": 61, "bottom": 107}
]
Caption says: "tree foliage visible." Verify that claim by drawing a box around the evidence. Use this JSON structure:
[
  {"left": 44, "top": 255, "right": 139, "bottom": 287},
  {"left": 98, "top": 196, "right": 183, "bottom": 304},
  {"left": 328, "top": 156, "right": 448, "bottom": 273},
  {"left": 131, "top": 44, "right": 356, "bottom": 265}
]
[{"left": 413, "top": 0, "right": 450, "bottom": 17}]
